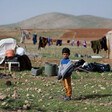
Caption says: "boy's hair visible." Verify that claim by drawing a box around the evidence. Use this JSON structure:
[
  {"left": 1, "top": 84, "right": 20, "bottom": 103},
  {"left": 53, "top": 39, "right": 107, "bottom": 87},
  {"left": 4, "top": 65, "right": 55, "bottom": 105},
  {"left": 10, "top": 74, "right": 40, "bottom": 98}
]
[{"left": 62, "top": 47, "right": 70, "bottom": 55}]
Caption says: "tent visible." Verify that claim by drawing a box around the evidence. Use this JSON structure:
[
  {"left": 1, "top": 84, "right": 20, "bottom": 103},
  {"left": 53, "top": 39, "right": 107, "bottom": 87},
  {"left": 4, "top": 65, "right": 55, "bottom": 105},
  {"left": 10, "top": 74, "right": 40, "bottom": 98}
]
[
  {"left": 106, "top": 31, "right": 112, "bottom": 59},
  {"left": 0, "top": 38, "right": 17, "bottom": 64}
]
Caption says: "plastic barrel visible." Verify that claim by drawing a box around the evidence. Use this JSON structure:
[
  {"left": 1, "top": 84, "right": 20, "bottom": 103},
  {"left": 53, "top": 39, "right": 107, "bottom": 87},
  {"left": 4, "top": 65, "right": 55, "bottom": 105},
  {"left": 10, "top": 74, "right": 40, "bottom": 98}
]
[
  {"left": 6, "top": 49, "right": 15, "bottom": 58},
  {"left": 45, "top": 62, "right": 57, "bottom": 76}
]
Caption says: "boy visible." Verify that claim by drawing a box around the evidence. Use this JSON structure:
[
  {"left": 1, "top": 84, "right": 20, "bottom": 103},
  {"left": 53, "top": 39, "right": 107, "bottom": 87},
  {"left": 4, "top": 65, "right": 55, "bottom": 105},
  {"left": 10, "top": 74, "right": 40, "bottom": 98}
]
[{"left": 58, "top": 48, "right": 72, "bottom": 101}]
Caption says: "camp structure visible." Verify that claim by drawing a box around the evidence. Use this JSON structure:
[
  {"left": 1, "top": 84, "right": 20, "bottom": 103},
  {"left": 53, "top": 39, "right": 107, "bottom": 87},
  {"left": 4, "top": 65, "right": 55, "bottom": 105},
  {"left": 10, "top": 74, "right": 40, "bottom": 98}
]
[{"left": 0, "top": 38, "right": 17, "bottom": 64}]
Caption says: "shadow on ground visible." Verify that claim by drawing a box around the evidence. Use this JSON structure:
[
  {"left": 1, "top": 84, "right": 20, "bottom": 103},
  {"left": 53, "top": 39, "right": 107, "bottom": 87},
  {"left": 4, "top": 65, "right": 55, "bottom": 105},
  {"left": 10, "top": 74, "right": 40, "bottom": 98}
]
[{"left": 73, "top": 94, "right": 112, "bottom": 100}]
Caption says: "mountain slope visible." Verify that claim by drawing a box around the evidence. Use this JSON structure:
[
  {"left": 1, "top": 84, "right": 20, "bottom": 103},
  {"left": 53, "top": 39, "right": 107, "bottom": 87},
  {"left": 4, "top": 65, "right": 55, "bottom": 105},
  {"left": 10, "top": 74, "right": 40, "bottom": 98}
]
[{"left": 0, "top": 12, "right": 112, "bottom": 29}]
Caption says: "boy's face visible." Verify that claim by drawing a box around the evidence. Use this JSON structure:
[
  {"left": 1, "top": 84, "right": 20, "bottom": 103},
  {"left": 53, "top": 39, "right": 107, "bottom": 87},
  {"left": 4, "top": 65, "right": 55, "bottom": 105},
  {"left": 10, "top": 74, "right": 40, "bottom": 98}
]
[{"left": 62, "top": 53, "right": 70, "bottom": 59}]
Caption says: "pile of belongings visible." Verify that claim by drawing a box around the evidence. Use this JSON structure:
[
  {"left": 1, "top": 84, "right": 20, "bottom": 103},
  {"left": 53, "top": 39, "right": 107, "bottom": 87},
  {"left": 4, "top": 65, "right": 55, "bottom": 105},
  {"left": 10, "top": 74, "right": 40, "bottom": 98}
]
[
  {"left": 0, "top": 73, "right": 12, "bottom": 79},
  {"left": 5, "top": 55, "right": 32, "bottom": 71},
  {"left": 75, "top": 59, "right": 111, "bottom": 73},
  {"left": 0, "top": 38, "right": 32, "bottom": 71},
  {"left": 91, "top": 36, "right": 108, "bottom": 54},
  {"left": 75, "top": 53, "right": 91, "bottom": 58},
  {"left": 58, "top": 59, "right": 111, "bottom": 80},
  {"left": 74, "top": 53, "right": 103, "bottom": 59}
]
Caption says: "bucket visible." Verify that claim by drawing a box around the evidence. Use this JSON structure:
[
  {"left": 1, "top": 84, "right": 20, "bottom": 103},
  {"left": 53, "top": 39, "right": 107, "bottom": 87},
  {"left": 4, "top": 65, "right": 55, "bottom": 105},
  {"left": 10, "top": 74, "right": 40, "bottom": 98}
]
[
  {"left": 31, "top": 67, "right": 42, "bottom": 76},
  {"left": 6, "top": 49, "right": 15, "bottom": 58},
  {"left": 45, "top": 62, "right": 57, "bottom": 76}
]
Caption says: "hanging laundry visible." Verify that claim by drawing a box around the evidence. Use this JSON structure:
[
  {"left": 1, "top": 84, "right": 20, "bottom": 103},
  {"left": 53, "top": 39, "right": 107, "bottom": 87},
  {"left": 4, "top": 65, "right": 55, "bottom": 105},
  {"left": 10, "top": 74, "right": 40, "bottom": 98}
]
[
  {"left": 56, "top": 40, "right": 62, "bottom": 46},
  {"left": 48, "top": 38, "right": 52, "bottom": 46},
  {"left": 77, "top": 40, "right": 80, "bottom": 47},
  {"left": 20, "top": 30, "right": 30, "bottom": 44},
  {"left": 38, "top": 37, "right": 48, "bottom": 49},
  {"left": 91, "top": 40, "right": 101, "bottom": 54},
  {"left": 33, "top": 33, "right": 37, "bottom": 45},
  {"left": 99, "top": 36, "right": 108, "bottom": 51},
  {"left": 67, "top": 40, "right": 70, "bottom": 43},
  {"left": 52, "top": 39, "right": 57, "bottom": 45},
  {"left": 83, "top": 40, "right": 87, "bottom": 48},
  {"left": 71, "top": 40, "right": 75, "bottom": 46}
]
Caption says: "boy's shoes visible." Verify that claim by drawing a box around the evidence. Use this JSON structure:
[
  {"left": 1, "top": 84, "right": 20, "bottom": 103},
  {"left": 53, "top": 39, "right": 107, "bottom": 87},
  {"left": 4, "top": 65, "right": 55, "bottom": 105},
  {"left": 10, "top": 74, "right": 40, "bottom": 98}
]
[
  {"left": 64, "top": 96, "right": 71, "bottom": 101},
  {"left": 62, "top": 95, "right": 66, "bottom": 99}
]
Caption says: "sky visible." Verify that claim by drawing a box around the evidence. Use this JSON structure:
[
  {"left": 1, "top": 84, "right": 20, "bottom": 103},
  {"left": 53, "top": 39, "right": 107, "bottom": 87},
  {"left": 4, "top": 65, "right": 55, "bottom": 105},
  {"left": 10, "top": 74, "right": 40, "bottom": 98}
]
[{"left": 0, "top": 0, "right": 112, "bottom": 25}]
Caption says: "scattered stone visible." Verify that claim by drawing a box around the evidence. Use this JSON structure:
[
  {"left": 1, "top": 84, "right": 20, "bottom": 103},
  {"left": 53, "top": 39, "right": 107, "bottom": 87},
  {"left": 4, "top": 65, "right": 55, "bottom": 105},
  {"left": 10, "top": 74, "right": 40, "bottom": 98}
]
[
  {"left": 101, "top": 73, "right": 104, "bottom": 77},
  {"left": 108, "top": 73, "right": 112, "bottom": 76},
  {"left": 22, "top": 83, "right": 25, "bottom": 85},
  {"left": 1, "top": 102, "right": 6, "bottom": 106},
  {"left": 47, "top": 103, "right": 50, "bottom": 106},
  {"left": 81, "top": 96, "right": 86, "bottom": 99},
  {"left": 49, "top": 96, "right": 53, "bottom": 99},
  {"left": 37, "top": 89, "right": 42, "bottom": 93},
  {"left": 0, "top": 95, "right": 6, "bottom": 101},
  {"left": 108, "top": 102, "right": 112, "bottom": 105},
  {"left": 25, "top": 79, "right": 28, "bottom": 82},
  {"left": 45, "top": 93, "right": 50, "bottom": 96},
  {"left": 84, "top": 107, "right": 87, "bottom": 110},
  {"left": 8, "top": 94, "right": 11, "bottom": 97},
  {"left": 100, "top": 103, "right": 105, "bottom": 106},
  {"left": 12, "top": 91, "right": 18, "bottom": 99},
  {"left": 44, "top": 84, "right": 49, "bottom": 87},
  {"left": 6, "top": 88, "right": 11, "bottom": 92},
  {"left": 26, "top": 88, "right": 29, "bottom": 91},
  {"left": 34, "top": 88, "right": 38, "bottom": 90},
  {"left": 43, "top": 105, "right": 45, "bottom": 108},
  {"left": 38, "top": 99, "right": 43, "bottom": 102},
  {"left": 23, "top": 104, "right": 28, "bottom": 109},
  {"left": 26, "top": 103, "right": 30, "bottom": 107},
  {"left": 100, "top": 87, "right": 106, "bottom": 90},
  {"left": 14, "top": 87, "right": 17, "bottom": 90},
  {"left": 17, "top": 110, "right": 22, "bottom": 112},
  {"left": 32, "top": 94, "right": 35, "bottom": 97},
  {"left": 26, "top": 94, "right": 30, "bottom": 97},
  {"left": 25, "top": 100, "right": 29, "bottom": 104},
  {"left": 29, "top": 88, "right": 33, "bottom": 90},
  {"left": 42, "top": 95, "right": 45, "bottom": 98}
]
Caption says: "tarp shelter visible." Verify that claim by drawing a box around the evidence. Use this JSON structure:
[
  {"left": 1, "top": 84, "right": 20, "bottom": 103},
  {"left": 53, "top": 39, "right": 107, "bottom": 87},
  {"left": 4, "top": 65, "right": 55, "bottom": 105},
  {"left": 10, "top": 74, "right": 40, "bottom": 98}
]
[
  {"left": 106, "top": 31, "right": 112, "bottom": 59},
  {"left": 0, "top": 38, "right": 17, "bottom": 64}
]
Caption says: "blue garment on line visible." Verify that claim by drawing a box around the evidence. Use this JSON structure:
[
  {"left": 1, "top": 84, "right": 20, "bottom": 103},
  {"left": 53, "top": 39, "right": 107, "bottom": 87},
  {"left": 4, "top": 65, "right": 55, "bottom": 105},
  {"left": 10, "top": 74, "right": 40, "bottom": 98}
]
[
  {"left": 33, "top": 34, "right": 37, "bottom": 45},
  {"left": 56, "top": 40, "right": 62, "bottom": 46},
  {"left": 48, "top": 38, "right": 52, "bottom": 46}
]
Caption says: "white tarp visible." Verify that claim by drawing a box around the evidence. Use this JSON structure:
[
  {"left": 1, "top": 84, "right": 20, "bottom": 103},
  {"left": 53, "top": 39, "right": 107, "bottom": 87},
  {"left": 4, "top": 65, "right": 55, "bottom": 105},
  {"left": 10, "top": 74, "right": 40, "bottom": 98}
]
[
  {"left": 106, "top": 31, "right": 112, "bottom": 59},
  {"left": 0, "top": 38, "right": 17, "bottom": 64},
  {"left": 16, "top": 47, "right": 26, "bottom": 56}
]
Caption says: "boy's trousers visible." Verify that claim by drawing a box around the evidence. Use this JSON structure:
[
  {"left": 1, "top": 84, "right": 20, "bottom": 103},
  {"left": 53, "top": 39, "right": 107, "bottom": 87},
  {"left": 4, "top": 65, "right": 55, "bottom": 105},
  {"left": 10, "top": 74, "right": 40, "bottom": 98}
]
[{"left": 62, "top": 76, "right": 72, "bottom": 97}]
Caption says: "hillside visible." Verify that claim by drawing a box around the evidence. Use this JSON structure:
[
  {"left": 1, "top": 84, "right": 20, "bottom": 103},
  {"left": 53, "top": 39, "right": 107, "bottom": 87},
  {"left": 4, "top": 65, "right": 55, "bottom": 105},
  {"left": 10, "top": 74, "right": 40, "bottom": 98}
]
[{"left": 0, "top": 12, "right": 112, "bottom": 29}]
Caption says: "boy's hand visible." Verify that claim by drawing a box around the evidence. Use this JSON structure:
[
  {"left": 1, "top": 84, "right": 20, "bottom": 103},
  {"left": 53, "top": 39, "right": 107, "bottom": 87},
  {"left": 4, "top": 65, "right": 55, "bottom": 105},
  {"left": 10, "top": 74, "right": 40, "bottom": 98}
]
[{"left": 58, "top": 75, "right": 62, "bottom": 80}]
